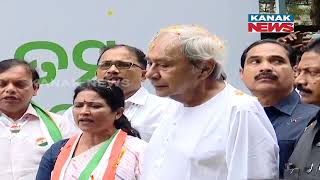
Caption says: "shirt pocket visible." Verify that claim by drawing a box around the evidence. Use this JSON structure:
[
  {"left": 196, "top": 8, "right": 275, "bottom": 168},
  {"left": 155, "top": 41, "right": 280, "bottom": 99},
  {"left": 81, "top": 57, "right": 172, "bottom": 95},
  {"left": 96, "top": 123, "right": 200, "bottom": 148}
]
[{"left": 24, "top": 134, "right": 50, "bottom": 155}]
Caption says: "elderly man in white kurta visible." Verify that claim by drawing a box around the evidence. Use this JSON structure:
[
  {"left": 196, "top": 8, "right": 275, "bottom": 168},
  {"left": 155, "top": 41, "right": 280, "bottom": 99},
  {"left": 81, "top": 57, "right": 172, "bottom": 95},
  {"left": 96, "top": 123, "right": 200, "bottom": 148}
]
[
  {"left": 142, "top": 25, "right": 279, "bottom": 180},
  {"left": 0, "top": 59, "right": 77, "bottom": 180}
]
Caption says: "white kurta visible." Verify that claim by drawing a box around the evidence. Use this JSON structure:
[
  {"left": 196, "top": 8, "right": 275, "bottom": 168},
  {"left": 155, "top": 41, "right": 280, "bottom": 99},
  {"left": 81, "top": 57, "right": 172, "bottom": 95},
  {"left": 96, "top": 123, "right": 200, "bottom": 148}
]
[
  {"left": 0, "top": 104, "right": 78, "bottom": 180},
  {"left": 141, "top": 84, "right": 279, "bottom": 180},
  {"left": 63, "top": 86, "right": 176, "bottom": 142}
]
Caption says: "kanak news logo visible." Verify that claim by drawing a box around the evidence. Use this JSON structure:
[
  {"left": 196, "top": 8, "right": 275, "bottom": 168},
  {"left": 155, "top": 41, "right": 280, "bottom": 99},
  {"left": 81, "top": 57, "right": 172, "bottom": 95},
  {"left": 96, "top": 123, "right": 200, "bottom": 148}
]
[{"left": 248, "top": 14, "right": 294, "bottom": 33}]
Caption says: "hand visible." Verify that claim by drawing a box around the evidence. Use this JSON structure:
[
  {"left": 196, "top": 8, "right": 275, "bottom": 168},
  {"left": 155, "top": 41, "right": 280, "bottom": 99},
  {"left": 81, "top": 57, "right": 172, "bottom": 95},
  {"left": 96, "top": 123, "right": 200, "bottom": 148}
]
[
  {"left": 277, "top": 31, "right": 300, "bottom": 44},
  {"left": 277, "top": 31, "right": 312, "bottom": 50}
]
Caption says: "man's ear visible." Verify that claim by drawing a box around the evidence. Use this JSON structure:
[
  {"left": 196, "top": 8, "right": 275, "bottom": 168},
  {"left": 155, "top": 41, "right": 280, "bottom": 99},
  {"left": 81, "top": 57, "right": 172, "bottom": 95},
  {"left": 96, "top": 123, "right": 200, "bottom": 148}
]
[
  {"left": 33, "top": 82, "right": 40, "bottom": 96},
  {"left": 140, "top": 70, "right": 147, "bottom": 81},
  {"left": 239, "top": 68, "right": 244, "bottom": 80},
  {"left": 198, "top": 59, "right": 215, "bottom": 80}
]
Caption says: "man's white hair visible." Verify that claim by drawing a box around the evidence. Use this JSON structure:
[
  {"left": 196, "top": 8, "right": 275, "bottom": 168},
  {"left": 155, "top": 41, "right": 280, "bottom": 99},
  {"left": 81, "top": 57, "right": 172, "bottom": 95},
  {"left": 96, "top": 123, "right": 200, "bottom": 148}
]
[{"left": 150, "top": 24, "right": 226, "bottom": 80}]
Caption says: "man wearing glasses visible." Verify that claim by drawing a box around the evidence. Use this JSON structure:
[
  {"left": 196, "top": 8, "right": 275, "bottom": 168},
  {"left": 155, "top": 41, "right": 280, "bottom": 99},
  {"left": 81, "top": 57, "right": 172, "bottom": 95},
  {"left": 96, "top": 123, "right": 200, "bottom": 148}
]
[{"left": 64, "top": 44, "right": 174, "bottom": 142}]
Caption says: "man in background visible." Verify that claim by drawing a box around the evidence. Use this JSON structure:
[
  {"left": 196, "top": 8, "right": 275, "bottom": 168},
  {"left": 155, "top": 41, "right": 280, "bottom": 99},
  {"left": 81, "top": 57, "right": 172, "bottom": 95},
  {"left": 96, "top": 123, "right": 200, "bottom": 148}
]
[
  {"left": 240, "top": 39, "right": 319, "bottom": 178},
  {"left": 284, "top": 38, "right": 320, "bottom": 179},
  {"left": 0, "top": 59, "right": 76, "bottom": 179},
  {"left": 295, "top": 38, "right": 320, "bottom": 105}
]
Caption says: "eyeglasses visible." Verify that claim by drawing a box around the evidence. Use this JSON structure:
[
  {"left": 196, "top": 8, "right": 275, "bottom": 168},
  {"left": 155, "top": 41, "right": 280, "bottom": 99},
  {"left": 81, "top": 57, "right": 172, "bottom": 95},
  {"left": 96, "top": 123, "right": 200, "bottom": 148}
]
[{"left": 98, "top": 61, "right": 143, "bottom": 70}]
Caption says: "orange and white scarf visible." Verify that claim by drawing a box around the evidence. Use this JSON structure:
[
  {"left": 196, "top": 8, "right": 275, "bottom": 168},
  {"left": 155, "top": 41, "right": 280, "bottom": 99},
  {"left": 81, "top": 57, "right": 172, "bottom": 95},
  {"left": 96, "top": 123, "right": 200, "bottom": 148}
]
[{"left": 51, "top": 130, "right": 127, "bottom": 180}]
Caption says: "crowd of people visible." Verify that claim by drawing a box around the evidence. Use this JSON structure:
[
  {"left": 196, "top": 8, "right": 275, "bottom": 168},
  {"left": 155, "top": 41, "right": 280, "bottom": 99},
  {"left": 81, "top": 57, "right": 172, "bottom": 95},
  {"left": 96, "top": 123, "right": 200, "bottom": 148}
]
[{"left": 1, "top": 24, "right": 320, "bottom": 180}]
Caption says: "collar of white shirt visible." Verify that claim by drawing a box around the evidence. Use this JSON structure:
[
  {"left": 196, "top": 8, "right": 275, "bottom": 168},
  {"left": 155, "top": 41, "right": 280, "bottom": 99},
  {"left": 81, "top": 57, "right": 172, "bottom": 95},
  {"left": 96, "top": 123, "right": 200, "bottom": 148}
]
[
  {"left": 0, "top": 103, "right": 39, "bottom": 123},
  {"left": 125, "top": 86, "right": 149, "bottom": 106}
]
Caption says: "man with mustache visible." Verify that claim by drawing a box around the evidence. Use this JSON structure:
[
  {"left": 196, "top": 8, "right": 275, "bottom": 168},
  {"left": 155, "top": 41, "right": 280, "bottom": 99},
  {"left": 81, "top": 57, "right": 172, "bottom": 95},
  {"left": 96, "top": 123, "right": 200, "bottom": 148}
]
[
  {"left": 64, "top": 44, "right": 173, "bottom": 142},
  {"left": 296, "top": 38, "right": 320, "bottom": 105},
  {"left": 0, "top": 59, "right": 76, "bottom": 180},
  {"left": 283, "top": 38, "right": 320, "bottom": 179},
  {"left": 240, "top": 39, "right": 320, "bottom": 178}
]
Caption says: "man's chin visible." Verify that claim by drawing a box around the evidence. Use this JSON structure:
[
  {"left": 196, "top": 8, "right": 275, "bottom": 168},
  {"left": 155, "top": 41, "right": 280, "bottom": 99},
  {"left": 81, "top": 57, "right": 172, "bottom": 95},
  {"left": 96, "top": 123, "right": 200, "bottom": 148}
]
[
  {"left": 0, "top": 100, "right": 21, "bottom": 106},
  {"left": 300, "top": 94, "right": 315, "bottom": 104},
  {"left": 106, "top": 80, "right": 122, "bottom": 87},
  {"left": 0, "top": 106, "right": 24, "bottom": 115},
  {"left": 252, "top": 83, "right": 279, "bottom": 90},
  {"left": 155, "top": 90, "right": 170, "bottom": 97}
]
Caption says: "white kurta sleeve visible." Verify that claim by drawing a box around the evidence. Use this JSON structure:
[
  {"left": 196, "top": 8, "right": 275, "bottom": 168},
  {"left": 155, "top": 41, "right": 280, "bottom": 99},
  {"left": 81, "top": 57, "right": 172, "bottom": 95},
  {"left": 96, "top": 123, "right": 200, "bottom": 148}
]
[
  {"left": 62, "top": 106, "right": 76, "bottom": 126},
  {"left": 61, "top": 106, "right": 80, "bottom": 136},
  {"left": 51, "top": 109, "right": 79, "bottom": 138},
  {"left": 226, "top": 106, "right": 279, "bottom": 180}
]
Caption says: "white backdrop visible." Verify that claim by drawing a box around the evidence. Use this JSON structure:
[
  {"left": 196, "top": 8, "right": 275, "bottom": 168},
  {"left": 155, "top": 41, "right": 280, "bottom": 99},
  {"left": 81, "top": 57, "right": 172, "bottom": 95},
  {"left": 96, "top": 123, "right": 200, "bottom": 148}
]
[{"left": 0, "top": 0, "right": 259, "bottom": 113}]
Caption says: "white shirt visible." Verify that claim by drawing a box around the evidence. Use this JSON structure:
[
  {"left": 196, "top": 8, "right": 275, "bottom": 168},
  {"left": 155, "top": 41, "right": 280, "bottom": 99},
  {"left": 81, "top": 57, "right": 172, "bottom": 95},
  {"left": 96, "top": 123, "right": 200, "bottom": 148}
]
[
  {"left": 124, "top": 87, "right": 176, "bottom": 141},
  {"left": 0, "top": 104, "right": 77, "bottom": 180},
  {"left": 141, "top": 84, "right": 279, "bottom": 180},
  {"left": 63, "top": 87, "right": 176, "bottom": 142}
]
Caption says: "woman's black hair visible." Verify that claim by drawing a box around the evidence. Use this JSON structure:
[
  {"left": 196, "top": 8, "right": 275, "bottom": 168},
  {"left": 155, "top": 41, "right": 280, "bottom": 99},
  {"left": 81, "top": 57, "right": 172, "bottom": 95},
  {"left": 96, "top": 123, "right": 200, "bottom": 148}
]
[{"left": 73, "top": 80, "right": 141, "bottom": 138}]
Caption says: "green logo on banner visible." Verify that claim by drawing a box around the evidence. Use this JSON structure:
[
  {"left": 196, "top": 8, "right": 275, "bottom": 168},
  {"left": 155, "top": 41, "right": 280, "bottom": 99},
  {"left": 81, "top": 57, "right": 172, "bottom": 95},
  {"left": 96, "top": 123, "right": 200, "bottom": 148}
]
[
  {"left": 73, "top": 40, "right": 115, "bottom": 82},
  {"left": 15, "top": 41, "right": 68, "bottom": 84},
  {"left": 14, "top": 40, "right": 116, "bottom": 113}
]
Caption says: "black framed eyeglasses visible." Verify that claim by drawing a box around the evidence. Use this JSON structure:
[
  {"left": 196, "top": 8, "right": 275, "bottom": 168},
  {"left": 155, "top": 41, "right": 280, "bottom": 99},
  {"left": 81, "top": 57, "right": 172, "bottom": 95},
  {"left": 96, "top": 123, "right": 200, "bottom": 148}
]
[{"left": 98, "top": 61, "right": 143, "bottom": 70}]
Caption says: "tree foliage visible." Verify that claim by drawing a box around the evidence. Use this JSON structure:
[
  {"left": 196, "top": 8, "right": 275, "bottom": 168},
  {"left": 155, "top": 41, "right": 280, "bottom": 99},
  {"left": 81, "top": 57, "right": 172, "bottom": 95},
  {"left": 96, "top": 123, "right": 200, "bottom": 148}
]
[
  {"left": 310, "top": 0, "right": 320, "bottom": 25},
  {"left": 259, "top": 0, "right": 318, "bottom": 25}
]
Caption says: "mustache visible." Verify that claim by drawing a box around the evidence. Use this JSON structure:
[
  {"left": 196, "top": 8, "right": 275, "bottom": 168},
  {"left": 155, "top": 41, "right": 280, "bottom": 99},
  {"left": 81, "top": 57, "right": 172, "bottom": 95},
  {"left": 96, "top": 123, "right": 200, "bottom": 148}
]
[
  {"left": 254, "top": 71, "right": 278, "bottom": 81},
  {"left": 296, "top": 85, "right": 312, "bottom": 94}
]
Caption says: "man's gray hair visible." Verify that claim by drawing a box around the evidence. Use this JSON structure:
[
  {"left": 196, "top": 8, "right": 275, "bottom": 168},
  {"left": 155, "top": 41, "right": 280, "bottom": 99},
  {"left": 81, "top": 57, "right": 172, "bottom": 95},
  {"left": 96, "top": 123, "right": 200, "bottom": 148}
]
[{"left": 150, "top": 25, "right": 226, "bottom": 80}]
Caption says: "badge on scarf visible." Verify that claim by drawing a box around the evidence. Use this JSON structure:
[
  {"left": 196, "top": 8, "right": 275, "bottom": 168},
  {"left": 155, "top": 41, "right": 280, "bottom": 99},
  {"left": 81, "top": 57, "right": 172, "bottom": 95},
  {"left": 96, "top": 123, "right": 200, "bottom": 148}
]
[{"left": 36, "top": 137, "right": 48, "bottom": 147}]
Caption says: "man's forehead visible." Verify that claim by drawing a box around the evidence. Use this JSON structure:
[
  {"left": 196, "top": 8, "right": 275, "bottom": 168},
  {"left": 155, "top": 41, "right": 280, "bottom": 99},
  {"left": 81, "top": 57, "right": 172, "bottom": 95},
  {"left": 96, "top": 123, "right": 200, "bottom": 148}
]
[
  {"left": 100, "top": 47, "right": 138, "bottom": 63},
  {"left": 148, "top": 33, "right": 182, "bottom": 60},
  {"left": 301, "top": 51, "right": 320, "bottom": 61},
  {"left": 0, "top": 66, "right": 33, "bottom": 79},
  {"left": 246, "top": 43, "right": 288, "bottom": 59},
  {"left": 0, "top": 78, "right": 31, "bottom": 82},
  {"left": 299, "top": 52, "right": 320, "bottom": 67},
  {"left": 149, "top": 32, "right": 179, "bottom": 49},
  {"left": 101, "top": 47, "right": 136, "bottom": 59}
]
